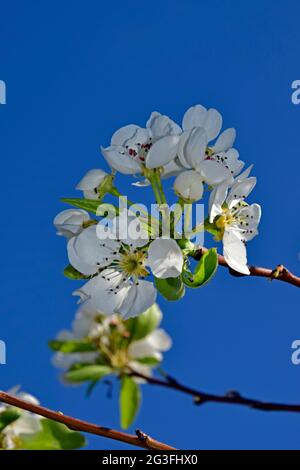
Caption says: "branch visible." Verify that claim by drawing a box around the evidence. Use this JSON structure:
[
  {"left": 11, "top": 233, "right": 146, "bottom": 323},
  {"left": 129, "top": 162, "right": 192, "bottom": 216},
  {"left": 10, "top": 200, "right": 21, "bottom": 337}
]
[
  {"left": 130, "top": 370, "right": 300, "bottom": 414},
  {"left": 193, "top": 247, "right": 300, "bottom": 288},
  {"left": 0, "top": 391, "right": 175, "bottom": 450}
]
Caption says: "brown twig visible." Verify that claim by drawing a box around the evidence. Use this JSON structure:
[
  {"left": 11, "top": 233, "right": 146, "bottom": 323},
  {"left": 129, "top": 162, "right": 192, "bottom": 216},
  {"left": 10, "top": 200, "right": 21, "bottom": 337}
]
[
  {"left": 0, "top": 391, "right": 176, "bottom": 450},
  {"left": 192, "top": 247, "right": 300, "bottom": 288},
  {"left": 130, "top": 370, "right": 300, "bottom": 413}
]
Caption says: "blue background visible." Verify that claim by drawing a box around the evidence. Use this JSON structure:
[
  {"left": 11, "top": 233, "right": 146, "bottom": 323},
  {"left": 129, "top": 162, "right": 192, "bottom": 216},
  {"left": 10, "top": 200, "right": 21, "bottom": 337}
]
[{"left": 1, "top": 0, "right": 300, "bottom": 450}]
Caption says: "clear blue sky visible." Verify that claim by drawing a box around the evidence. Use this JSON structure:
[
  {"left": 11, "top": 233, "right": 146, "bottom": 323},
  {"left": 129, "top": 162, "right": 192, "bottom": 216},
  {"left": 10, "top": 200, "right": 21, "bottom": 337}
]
[{"left": 1, "top": 0, "right": 300, "bottom": 450}]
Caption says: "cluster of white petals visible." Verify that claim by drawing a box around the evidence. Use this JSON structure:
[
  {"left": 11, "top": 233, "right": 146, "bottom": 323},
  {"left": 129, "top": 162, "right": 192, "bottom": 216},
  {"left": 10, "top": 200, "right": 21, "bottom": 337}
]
[
  {"left": 66, "top": 218, "right": 183, "bottom": 318},
  {"left": 54, "top": 103, "right": 262, "bottom": 317},
  {"left": 52, "top": 303, "right": 172, "bottom": 380}
]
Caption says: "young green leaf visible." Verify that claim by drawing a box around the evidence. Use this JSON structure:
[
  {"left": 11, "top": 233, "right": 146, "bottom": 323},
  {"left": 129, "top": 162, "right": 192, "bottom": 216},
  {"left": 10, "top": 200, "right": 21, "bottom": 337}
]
[
  {"left": 154, "top": 276, "right": 185, "bottom": 301},
  {"left": 0, "top": 409, "right": 21, "bottom": 432},
  {"left": 126, "top": 304, "right": 162, "bottom": 341},
  {"left": 61, "top": 198, "right": 103, "bottom": 214},
  {"left": 63, "top": 264, "right": 88, "bottom": 280},
  {"left": 48, "top": 339, "right": 97, "bottom": 353},
  {"left": 183, "top": 248, "right": 218, "bottom": 288},
  {"left": 21, "top": 419, "right": 86, "bottom": 450},
  {"left": 119, "top": 376, "right": 141, "bottom": 429},
  {"left": 65, "top": 365, "right": 112, "bottom": 383},
  {"left": 136, "top": 356, "right": 160, "bottom": 366}
]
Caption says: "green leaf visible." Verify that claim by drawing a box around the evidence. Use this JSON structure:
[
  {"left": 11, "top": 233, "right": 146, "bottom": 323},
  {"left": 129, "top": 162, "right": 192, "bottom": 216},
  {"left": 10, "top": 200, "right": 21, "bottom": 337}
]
[
  {"left": 63, "top": 264, "right": 88, "bottom": 280},
  {"left": 136, "top": 356, "right": 160, "bottom": 366},
  {"left": 119, "top": 376, "right": 141, "bottom": 429},
  {"left": 0, "top": 408, "right": 21, "bottom": 432},
  {"left": 61, "top": 198, "right": 119, "bottom": 218},
  {"left": 154, "top": 276, "right": 185, "bottom": 301},
  {"left": 125, "top": 304, "right": 162, "bottom": 341},
  {"left": 21, "top": 419, "right": 86, "bottom": 450},
  {"left": 49, "top": 339, "right": 97, "bottom": 353},
  {"left": 61, "top": 198, "right": 103, "bottom": 214},
  {"left": 65, "top": 365, "right": 112, "bottom": 383},
  {"left": 183, "top": 248, "right": 218, "bottom": 288}
]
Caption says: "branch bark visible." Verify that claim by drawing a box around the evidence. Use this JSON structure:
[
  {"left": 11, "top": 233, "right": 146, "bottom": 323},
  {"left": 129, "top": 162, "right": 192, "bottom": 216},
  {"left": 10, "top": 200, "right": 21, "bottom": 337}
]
[
  {"left": 0, "top": 391, "right": 176, "bottom": 450},
  {"left": 130, "top": 370, "right": 300, "bottom": 413},
  {"left": 192, "top": 247, "right": 300, "bottom": 288}
]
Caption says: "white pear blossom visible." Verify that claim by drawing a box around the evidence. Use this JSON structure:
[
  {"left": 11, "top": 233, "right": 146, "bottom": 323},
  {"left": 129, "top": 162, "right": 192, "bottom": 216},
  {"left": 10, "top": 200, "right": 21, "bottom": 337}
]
[
  {"left": 67, "top": 217, "right": 184, "bottom": 318},
  {"left": 52, "top": 303, "right": 172, "bottom": 381},
  {"left": 129, "top": 329, "right": 171, "bottom": 362},
  {"left": 76, "top": 169, "right": 108, "bottom": 199},
  {"left": 177, "top": 105, "right": 244, "bottom": 185},
  {"left": 128, "top": 328, "right": 172, "bottom": 381},
  {"left": 52, "top": 308, "right": 102, "bottom": 371},
  {"left": 209, "top": 177, "right": 261, "bottom": 274},
  {"left": 101, "top": 111, "right": 181, "bottom": 175},
  {"left": 0, "top": 387, "right": 41, "bottom": 450},
  {"left": 54, "top": 209, "right": 90, "bottom": 238},
  {"left": 174, "top": 170, "right": 204, "bottom": 202}
]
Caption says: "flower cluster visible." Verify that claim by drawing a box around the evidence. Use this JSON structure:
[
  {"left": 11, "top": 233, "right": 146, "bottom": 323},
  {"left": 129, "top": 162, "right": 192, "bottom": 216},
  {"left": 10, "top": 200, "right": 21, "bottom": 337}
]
[
  {"left": 51, "top": 303, "right": 171, "bottom": 382},
  {"left": 54, "top": 103, "right": 261, "bottom": 318},
  {"left": 50, "top": 303, "right": 171, "bottom": 428}
]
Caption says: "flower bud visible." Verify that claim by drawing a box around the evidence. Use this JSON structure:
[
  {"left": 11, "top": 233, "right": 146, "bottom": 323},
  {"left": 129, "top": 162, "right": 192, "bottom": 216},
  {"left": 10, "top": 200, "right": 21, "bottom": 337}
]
[
  {"left": 76, "top": 169, "right": 108, "bottom": 199},
  {"left": 54, "top": 209, "right": 90, "bottom": 238},
  {"left": 174, "top": 170, "right": 204, "bottom": 202}
]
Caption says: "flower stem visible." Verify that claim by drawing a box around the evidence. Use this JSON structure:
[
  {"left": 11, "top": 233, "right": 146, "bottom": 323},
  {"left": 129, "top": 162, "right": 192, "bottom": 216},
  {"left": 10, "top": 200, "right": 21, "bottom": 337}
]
[
  {"left": 149, "top": 174, "right": 162, "bottom": 204},
  {"left": 154, "top": 171, "right": 167, "bottom": 204}
]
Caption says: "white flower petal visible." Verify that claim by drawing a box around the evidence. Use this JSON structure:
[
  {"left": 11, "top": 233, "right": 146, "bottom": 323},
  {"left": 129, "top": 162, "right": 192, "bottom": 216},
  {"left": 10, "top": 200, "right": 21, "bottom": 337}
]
[
  {"left": 237, "top": 204, "right": 261, "bottom": 241},
  {"left": 17, "top": 393, "right": 40, "bottom": 406},
  {"left": 67, "top": 225, "right": 119, "bottom": 275},
  {"left": 174, "top": 170, "right": 204, "bottom": 202},
  {"left": 185, "top": 127, "right": 207, "bottom": 170},
  {"left": 223, "top": 229, "right": 250, "bottom": 275},
  {"left": 223, "top": 148, "right": 244, "bottom": 176},
  {"left": 72, "top": 312, "right": 95, "bottom": 338},
  {"left": 227, "top": 177, "right": 257, "bottom": 209},
  {"left": 177, "top": 130, "right": 194, "bottom": 168},
  {"left": 208, "top": 182, "right": 228, "bottom": 222},
  {"left": 124, "top": 127, "right": 150, "bottom": 148},
  {"left": 147, "top": 112, "right": 181, "bottom": 138},
  {"left": 146, "top": 111, "right": 161, "bottom": 129},
  {"left": 54, "top": 209, "right": 90, "bottom": 238},
  {"left": 73, "top": 273, "right": 128, "bottom": 315},
  {"left": 115, "top": 280, "right": 157, "bottom": 319},
  {"left": 145, "top": 135, "right": 180, "bottom": 169},
  {"left": 76, "top": 169, "right": 107, "bottom": 191},
  {"left": 213, "top": 128, "right": 236, "bottom": 153},
  {"left": 128, "top": 329, "right": 171, "bottom": 360},
  {"left": 233, "top": 164, "right": 254, "bottom": 183},
  {"left": 110, "top": 215, "right": 149, "bottom": 248},
  {"left": 182, "top": 104, "right": 207, "bottom": 130},
  {"left": 146, "top": 329, "right": 172, "bottom": 351},
  {"left": 82, "top": 190, "right": 99, "bottom": 200},
  {"left": 203, "top": 108, "right": 223, "bottom": 141},
  {"left": 132, "top": 179, "right": 151, "bottom": 187},
  {"left": 147, "top": 238, "right": 183, "bottom": 279},
  {"left": 101, "top": 145, "right": 142, "bottom": 175},
  {"left": 199, "top": 159, "right": 231, "bottom": 185},
  {"left": 11, "top": 414, "right": 41, "bottom": 436},
  {"left": 128, "top": 361, "right": 152, "bottom": 382},
  {"left": 111, "top": 124, "right": 140, "bottom": 146}
]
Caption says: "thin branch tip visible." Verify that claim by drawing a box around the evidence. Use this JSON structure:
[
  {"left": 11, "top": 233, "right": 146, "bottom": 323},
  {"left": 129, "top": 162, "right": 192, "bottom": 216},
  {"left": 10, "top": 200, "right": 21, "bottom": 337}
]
[{"left": 192, "top": 247, "right": 300, "bottom": 288}]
